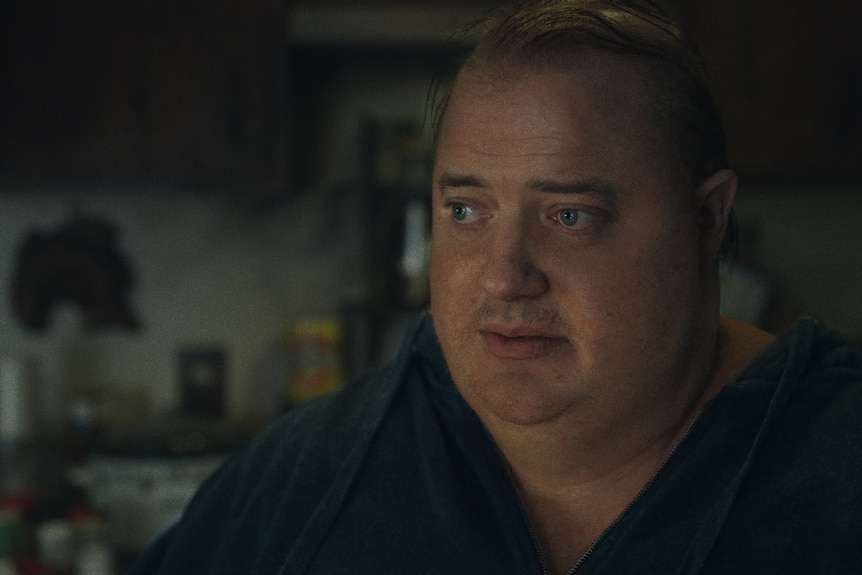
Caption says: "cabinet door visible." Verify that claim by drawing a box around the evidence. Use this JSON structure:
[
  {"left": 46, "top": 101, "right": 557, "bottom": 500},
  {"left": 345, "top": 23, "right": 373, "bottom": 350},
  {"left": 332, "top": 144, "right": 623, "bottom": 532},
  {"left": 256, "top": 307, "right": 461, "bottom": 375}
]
[
  {"left": 675, "top": 0, "right": 862, "bottom": 183},
  {"left": 0, "top": 0, "right": 286, "bottom": 193}
]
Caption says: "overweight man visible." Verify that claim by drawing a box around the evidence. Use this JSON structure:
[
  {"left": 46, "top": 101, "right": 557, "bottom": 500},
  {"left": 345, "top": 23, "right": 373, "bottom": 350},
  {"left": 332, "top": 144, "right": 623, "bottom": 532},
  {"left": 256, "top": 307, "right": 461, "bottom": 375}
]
[{"left": 131, "top": 1, "right": 862, "bottom": 573}]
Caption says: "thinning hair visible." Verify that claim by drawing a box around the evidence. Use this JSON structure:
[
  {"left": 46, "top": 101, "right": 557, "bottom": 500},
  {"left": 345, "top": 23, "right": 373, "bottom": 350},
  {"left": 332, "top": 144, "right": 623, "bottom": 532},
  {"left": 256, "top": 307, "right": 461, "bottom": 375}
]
[{"left": 429, "top": 0, "right": 738, "bottom": 259}]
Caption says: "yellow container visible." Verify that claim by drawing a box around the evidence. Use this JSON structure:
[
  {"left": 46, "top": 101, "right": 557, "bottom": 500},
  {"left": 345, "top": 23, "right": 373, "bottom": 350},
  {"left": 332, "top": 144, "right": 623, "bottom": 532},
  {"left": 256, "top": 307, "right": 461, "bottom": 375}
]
[{"left": 286, "top": 318, "right": 345, "bottom": 405}]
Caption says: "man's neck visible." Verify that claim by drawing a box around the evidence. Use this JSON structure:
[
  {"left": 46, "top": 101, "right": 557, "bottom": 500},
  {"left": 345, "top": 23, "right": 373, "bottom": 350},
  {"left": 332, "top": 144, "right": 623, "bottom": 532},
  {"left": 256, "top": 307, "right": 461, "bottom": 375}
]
[
  {"left": 483, "top": 316, "right": 774, "bottom": 489},
  {"left": 488, "top": 394, "right": 696, "bottom": 507},
  {"left": 493, "top": 407, "right": 689, "bottom": 575},
  {"left": 478, "top": 316, "right": 776, "bottom": 575}
]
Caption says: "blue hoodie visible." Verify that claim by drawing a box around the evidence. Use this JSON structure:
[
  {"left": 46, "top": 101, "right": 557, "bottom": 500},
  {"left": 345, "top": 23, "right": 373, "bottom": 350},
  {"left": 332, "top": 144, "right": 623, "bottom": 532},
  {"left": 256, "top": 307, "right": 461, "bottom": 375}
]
[{"left": 131, "top": 314, "right": 862, "bottom": 574}]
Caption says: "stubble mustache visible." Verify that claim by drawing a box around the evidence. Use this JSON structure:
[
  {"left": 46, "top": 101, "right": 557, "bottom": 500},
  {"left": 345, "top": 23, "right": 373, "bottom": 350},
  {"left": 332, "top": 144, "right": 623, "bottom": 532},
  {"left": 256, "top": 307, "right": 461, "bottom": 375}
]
[{"left": 477, "top": 300, "right": 566, "bottom": 331}]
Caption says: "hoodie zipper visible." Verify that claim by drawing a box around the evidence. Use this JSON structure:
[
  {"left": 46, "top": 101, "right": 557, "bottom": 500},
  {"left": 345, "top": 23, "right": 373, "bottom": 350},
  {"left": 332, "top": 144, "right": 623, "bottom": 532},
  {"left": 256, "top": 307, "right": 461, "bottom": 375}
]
[{"left": 527, "top": 406, "right": 708, "bottom": 575}]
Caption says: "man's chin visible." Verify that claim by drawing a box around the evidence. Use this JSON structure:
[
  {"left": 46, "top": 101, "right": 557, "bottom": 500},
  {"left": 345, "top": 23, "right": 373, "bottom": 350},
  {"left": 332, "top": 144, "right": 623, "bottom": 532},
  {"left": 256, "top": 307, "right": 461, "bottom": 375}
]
[{"left": 452, "top": 370, "right": 582, "bottom": 428}]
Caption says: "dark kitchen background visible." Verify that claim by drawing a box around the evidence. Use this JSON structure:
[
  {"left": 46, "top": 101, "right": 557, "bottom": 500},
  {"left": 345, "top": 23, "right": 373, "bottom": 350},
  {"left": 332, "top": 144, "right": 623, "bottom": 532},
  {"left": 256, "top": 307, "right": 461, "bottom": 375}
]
[{"left": 0, "top": 0, "right": 860, "bottom": 571}]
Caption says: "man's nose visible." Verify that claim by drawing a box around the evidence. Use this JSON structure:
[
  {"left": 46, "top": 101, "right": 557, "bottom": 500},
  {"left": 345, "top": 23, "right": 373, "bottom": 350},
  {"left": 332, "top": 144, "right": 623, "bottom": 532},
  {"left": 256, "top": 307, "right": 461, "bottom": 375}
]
[{"left": 479, "top": 220, "right": 549, "bottom": 301}]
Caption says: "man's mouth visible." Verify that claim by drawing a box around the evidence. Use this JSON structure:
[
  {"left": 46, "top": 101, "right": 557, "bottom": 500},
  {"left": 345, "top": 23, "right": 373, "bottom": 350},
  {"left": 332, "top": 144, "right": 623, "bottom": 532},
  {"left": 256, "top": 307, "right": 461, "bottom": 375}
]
[{"left": 480, "top": 328, "right": 567, "bottom": 360}]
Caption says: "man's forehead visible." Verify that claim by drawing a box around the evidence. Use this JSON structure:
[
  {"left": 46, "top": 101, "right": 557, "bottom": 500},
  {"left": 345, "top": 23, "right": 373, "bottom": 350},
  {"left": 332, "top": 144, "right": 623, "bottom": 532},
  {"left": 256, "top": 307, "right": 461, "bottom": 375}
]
[
  {"left": 447, "top": 50, "right": 653, "bottom": 124},
  {"left": 439, "top": 57, "right": 654, "bottom": 152},
  {"left": 463, "top": 46, "right": 650, "bottom": 88},
  {"left": 435, "top": 51, "right": 681, "bottom": 177},
  {"left": 433, "top": 57, "right": 689, "bottom": 202}
]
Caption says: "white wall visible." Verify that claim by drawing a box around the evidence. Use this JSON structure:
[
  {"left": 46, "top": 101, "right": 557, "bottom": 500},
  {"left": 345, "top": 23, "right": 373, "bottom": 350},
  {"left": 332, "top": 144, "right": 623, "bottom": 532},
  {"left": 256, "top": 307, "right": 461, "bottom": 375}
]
[
  {"left": 0, "top": 63, "right": 434, "bottom": 435},
  {"left": 732, "top": 185, "right": 862, "bottom": 342},
  {"left": 0, "top": 186, "right": 368, "bottom": 432}
]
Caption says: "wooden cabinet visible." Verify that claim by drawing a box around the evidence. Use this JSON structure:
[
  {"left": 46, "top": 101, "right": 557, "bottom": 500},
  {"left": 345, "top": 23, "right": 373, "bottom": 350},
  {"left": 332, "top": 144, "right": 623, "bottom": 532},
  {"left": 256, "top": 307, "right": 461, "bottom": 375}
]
[
  {"left": 3, "top": 0, "right": 857, "bottom": 191},
  {"left": 0, "top": 0, "right": 286, "bottom": 194},
  {"left": 671, "top": 0, "right": 862, "bottom": 184}
]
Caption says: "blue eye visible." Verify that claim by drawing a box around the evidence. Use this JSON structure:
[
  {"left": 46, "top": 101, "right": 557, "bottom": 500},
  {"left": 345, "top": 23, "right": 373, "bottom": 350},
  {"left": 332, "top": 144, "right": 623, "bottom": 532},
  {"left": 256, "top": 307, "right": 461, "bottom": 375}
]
[
  {"left": 451, "top": 203, "right": 472, "bottom": 222},
  {"left": 559, "top": 209, "right": 581, "bottom": 227},
  {"left": 553, "top": 208, "right": 600, "bottom": 231}
]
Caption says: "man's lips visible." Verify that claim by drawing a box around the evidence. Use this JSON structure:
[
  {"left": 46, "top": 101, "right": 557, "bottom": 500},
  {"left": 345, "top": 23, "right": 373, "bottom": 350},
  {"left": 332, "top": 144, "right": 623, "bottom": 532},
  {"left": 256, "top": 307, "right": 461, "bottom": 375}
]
[{"left": 480, "top": 328, "right": 568, "bottom": 360}]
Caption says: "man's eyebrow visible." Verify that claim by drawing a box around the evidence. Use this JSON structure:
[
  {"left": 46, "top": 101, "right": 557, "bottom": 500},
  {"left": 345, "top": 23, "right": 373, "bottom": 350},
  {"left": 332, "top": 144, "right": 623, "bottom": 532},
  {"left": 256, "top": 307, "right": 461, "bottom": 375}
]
[
  {"left": 436, "top": 172, "right": 487, "bottom": 192},
  {"left": 436, "top": 172, "right": 620, "bottom": 205},
  {"left": 528, "top": 178, "right": 620, "bottom": 205}
]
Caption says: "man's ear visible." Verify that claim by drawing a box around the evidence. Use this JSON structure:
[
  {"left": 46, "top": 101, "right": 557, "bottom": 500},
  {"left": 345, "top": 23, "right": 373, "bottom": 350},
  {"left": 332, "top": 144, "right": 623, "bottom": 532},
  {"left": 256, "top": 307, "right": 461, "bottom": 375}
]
[{"left": 694, "top": 169, "right": 737, "bottom": 262}]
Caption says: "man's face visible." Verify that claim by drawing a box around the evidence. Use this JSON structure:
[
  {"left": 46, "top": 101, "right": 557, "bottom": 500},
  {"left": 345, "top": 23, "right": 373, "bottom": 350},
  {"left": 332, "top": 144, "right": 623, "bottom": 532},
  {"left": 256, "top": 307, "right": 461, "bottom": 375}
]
[{"left": 429, "top": 55, "right": 722, "bottom": 431}]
